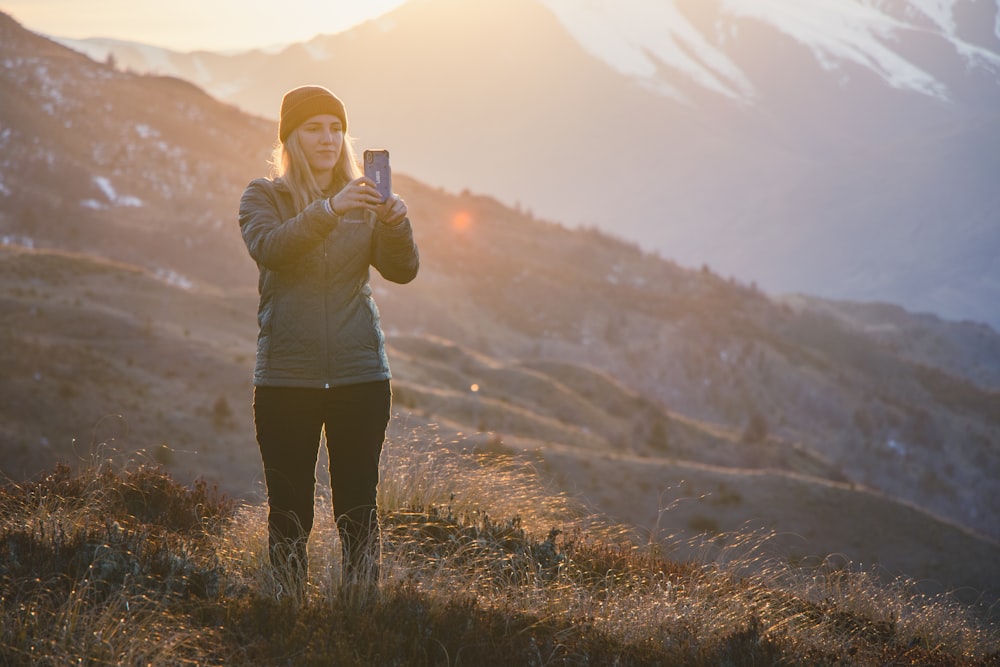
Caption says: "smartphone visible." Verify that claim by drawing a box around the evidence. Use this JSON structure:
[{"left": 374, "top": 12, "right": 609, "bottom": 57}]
[{"left": 363, "top": 149, "right": 392, "bottom": 202}]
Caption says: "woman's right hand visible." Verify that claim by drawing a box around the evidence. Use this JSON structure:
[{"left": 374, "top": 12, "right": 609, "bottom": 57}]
[{"left": 329, "top": 176, "right": 384, "bottom": 216}]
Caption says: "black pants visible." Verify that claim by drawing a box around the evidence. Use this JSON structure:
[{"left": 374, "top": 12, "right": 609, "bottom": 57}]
[{"left": 253, "top": 381, "right": 391, "bottom": 586}]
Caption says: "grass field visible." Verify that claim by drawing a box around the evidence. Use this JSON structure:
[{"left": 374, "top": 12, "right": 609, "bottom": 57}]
[{"left": 2, "top": 434, "right": 997, "bottom": 666}]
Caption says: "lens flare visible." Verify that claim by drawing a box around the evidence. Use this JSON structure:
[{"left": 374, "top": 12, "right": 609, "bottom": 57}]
[{"left": 451, "top": 210, "right": 472, "bottom": 232}]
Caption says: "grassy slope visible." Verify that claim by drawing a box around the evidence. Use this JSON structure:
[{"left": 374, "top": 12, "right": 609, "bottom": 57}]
[
  {"left": 540, "top": 445, "right": 1000, "bottom": 606},
  {"left": 1, "top": 448, "right": 998, "bottom": 666},
  {"left": 0, "top": 246, "right": 261, "bottom": 490}
]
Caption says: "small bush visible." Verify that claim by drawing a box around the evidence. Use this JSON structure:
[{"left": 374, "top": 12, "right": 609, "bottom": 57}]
[{"left": 689, "top": 514, "right": 720, "bottom": 534}]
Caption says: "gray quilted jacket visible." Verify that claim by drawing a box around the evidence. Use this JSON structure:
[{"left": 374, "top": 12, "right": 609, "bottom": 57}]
[{"left": 238, "top": 177, "right": 419, "bottom": 388}]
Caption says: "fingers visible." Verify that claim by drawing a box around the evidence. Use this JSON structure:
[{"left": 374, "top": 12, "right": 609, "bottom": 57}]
[
  {"left": 376, "top": 194, "right": 408, "bottom": 225},
  {"left": 375, "top": 194, "right": 406, "bottom": 225},
  {"left": 334, "top": 178, "right": 407, "bottom": 223},
  {"left": 354, "top": 178, "right": 385, "bottom": 206},
  {"left": 333, "top": 178, "right": 383, "bottom": 213},
  {"left": 388, "top": 194, "right": 407, "bottom": 217}
]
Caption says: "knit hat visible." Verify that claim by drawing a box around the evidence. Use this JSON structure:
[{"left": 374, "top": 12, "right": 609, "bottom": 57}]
[{"left": 278, "top": 85, "right": 347, "bottom": 142}]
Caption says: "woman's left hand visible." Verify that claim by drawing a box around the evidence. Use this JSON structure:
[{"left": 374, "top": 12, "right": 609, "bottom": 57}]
[{"left": 376, "top": 194, "right": 408, "bottom": 226}]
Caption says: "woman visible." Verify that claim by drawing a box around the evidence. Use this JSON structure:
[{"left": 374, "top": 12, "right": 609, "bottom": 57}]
[{"left": 238, "top": 85, "right": 419, "bottom": 593}]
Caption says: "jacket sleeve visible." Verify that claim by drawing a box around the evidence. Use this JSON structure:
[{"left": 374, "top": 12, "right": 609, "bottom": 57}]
[
  {"left": 371, "top": 217, "right": 419, "bottom": 284},
  {"left": 238, "top": 178, "right": 338, "bottom": 270}
]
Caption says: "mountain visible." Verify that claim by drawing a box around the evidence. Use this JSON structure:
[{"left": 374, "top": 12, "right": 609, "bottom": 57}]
[
  {"left": 50, "top": 0, "right": 1000, "bottom": 329},
  {"left": 2, "top": 11, "right": 1000, "bottom": 604},
  {"left": 547, "top": 0, "right": 1000, "bottom": 103}
]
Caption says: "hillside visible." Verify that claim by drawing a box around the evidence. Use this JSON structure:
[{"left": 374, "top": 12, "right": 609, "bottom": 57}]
[
  {"left": 0, "top": 11, "right": 267, "bottom": 290},
  {"left": 0, "top": 246, "right": 259, "bottom": 485},
  {"left": 1, "top": 11, "right": 1000, "bottom": 607}
]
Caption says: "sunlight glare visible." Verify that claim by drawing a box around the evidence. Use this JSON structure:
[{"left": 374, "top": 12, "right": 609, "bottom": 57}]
[
  {"left": 0, "top": 0, "right": 409, "bottom": 52},
  {"left": 451, "top": 210, "right": 473, "bottom": 233}
]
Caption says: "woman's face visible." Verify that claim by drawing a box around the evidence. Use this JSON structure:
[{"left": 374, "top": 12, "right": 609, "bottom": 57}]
[{"left": 296, "top": 114, "right": 344, "bottom": 179}]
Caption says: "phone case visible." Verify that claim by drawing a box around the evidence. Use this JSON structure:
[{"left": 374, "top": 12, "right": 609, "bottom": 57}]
[{"left": 364, "top": 149, "right": 392, "bottom": 201}]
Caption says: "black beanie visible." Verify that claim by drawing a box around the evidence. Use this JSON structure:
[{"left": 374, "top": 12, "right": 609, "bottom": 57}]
[{"left": 278, "top": 85, "right": 347, "bottom": 142}]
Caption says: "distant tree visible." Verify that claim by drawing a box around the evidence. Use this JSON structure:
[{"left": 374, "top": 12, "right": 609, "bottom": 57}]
[
  {"left": 104, "top": 51, "right": 117, "bottom": 69},
  {"left": 212, "top": 396, "right": 232, "bottom": 429},
  {"left": 153, "top": 443, "right": 173, "bottom": 465},
  {"left": 647, "top": 415, "right": 670, "bottom": 452},
  {"left": 688, "top": 514, "right": 719, "bottom": 534},
  {"left": 742, "top": 411, "right": 768, "bottom": 444}
]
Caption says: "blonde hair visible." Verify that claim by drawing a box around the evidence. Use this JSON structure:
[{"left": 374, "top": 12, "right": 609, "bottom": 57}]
[{"left": 268, "top": 128, "right": 363, "bottom": 214}]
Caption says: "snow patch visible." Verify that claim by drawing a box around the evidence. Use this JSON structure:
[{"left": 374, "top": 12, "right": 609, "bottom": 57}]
[
  {"left": 886, "top": 438, "right": 907, "bottom": 456},
  {"left": 540, "top": 0, "right": 754, "bottom": 101},
  {"left": 721, "top": 0, "right": 948, "bottom": 99},
  {"left": 155, "top": 268, "right": 195, "bottom": 290},
  {"left": 32, "top": 63, "right": 68, "bottom": 112},
  {"left": 907, "top": 0, "right": 957, "bottom": 35},
  {"left": 2, "top": 235, "right": 35, "bottom": 248},
  {"left": 94, "top": 175, "right": 117, "bottom": 202},
  {"left": 952, "top": 37, "right": 1000, "bottom": 71},
  {"left": 135, "top": 124, "right": 160, "bottom": 139},
  {"left": 904, "top": 0, "right": 1000, "bottom": 71},
  {"left": 91, "top": 176, "right": 145, "bottom": 208}
]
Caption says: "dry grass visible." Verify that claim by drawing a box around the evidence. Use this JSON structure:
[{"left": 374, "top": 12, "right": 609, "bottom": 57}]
[{"left": 1, "top": 432, "right": 998, "bottom": 666}]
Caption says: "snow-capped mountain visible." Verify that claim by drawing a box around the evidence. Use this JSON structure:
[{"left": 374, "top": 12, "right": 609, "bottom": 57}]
[
  {"left": 540, "top": 0, "right": 1000, "bottom": 102},
  {"left": 50, "top": 0, "right": 1000, "bottom": 328}
]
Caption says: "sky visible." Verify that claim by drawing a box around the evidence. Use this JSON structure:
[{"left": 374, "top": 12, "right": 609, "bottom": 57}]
[{"left": 0, "top": 0, "right": 408, "bottom": 52}]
